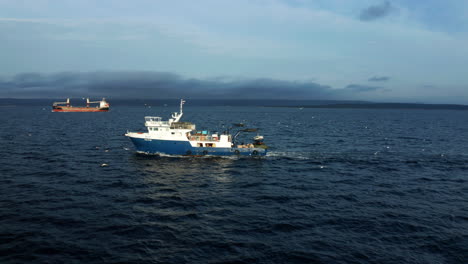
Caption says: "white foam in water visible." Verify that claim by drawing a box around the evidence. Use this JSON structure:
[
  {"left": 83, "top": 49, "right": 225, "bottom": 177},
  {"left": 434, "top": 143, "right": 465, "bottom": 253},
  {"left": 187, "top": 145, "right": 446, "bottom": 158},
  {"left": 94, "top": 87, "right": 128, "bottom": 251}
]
[
  {"left": 136, "top": 151, "right": 241, "bottom": 160},
  {"left": 267, "top": 151, "right": 312, "bottom": 160}
]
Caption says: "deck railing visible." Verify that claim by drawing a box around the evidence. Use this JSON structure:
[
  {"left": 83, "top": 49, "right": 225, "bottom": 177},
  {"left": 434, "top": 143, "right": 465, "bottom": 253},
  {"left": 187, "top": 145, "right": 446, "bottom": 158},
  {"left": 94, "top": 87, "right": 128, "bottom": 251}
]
[{"left": 170, "top": 122, "right": 195, "bottom": 130}]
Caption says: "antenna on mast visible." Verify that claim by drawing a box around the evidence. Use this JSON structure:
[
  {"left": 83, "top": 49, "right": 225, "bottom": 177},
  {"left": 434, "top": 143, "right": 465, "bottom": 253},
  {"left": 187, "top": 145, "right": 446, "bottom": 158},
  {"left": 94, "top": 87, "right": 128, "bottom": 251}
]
[
  {"left": 172, "top": 99, "right": 186, "bottom": 123},
  {"left": 180, "top": 99, "right": 185, "bottom": 114}
]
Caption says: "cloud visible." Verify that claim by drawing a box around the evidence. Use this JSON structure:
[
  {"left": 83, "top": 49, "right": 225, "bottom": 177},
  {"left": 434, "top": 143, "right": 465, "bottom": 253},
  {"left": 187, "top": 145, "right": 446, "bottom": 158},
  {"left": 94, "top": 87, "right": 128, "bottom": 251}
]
[
  {"left": 0, "top": 71, "right": 395, "bottom": 100},
  {"left": 0, "top": 71, "right": 346, "bottom": 100},
  {"left": 368, "top": 76, "right": 390, "bottom": 82},
  {"left": 345, "top": 84, "right": 383, "bottom": 92},
  {"left": 359, "top": 1, "right": 395, "bottom": 21}
]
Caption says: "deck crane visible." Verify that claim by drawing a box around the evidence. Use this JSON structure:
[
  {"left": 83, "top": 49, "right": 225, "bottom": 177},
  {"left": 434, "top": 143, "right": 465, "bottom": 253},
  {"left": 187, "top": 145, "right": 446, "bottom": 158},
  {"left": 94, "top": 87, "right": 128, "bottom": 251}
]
[
  {"left": 52, "top": 98, "right": 70, "bottom": 107},
  {"left": 86, "top": 98, "right": 109, "bottom": 108}
]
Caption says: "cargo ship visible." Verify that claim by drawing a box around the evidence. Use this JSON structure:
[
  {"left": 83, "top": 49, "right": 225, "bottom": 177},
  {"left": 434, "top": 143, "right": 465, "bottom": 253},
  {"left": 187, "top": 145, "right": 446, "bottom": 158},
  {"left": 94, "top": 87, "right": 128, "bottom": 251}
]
[
  {"left": 52, "top": 98, "right": 110, "bottom": 112},
  {"left": 125, "top": 99, "right": 268, "bottom": 156}
]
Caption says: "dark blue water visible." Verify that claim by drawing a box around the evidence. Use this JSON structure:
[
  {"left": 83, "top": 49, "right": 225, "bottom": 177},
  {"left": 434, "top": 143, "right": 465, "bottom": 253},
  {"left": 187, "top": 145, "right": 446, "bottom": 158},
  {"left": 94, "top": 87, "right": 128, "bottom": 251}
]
[{"left": 1, "top": 105, "right": 467, "bottom": 263}]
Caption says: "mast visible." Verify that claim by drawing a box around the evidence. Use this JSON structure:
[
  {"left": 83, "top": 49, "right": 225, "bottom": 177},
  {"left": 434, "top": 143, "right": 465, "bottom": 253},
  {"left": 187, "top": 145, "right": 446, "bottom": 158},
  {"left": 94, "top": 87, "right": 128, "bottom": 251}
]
[
  {"left": 180, "top": 99, "right": 185, "bottom": 115},
  {"left": 172, "top": 99, "right": 185, "bottom": 123}
]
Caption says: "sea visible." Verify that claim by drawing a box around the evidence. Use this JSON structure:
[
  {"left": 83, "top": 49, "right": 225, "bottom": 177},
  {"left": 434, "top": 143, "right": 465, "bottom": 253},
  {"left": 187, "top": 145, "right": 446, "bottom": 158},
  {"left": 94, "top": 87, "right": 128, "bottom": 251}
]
[{"left": 0, "top": 101, "right": 467, "bottom": 264}]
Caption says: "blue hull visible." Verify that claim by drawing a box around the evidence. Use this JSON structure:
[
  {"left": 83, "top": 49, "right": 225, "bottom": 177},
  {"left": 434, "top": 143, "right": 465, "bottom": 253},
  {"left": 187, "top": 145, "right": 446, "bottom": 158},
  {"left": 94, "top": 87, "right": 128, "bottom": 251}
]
[{"left": 129, "top": 137, "right": 267, "bottom": 156}]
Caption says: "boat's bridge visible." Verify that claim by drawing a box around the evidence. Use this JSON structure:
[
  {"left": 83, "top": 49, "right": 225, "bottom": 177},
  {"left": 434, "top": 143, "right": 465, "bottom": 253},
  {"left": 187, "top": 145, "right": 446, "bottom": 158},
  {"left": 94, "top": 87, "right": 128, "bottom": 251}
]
[
  {"left": 145, "top": 116, "right": 170, "bottom": 127},
  {"left": 145, "top": 117, "right": 196, "bottom": 130}
]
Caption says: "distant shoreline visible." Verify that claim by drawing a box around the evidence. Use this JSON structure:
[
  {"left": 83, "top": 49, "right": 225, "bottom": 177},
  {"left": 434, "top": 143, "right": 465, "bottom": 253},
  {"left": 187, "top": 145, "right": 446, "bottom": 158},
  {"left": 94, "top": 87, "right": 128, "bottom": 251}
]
[
  {"left": 1, "top": 98, "right": 467, "bottom": 110},
  {"left": 273, "top": 103, "right": 468, "bottom": 110}
]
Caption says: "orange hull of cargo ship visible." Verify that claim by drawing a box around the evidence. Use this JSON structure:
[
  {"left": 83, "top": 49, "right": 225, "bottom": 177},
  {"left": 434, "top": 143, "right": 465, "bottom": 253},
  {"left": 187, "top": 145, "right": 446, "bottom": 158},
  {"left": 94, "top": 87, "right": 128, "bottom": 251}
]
[
  {"left": 52, "top": 106, "right": 109, "bottom": 112},
  {"left": 52, "top": 98, "right": 110, "bottom": 112}
]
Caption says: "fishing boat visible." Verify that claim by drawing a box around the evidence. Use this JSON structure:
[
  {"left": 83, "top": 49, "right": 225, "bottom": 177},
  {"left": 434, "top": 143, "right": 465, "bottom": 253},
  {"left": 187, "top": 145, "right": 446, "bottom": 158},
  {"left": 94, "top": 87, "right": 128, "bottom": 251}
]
[
  {"left": 125, "top": 99, "right": 268, "bottom": 156},
  {"left": 52, "top": 98, "right": 109, "bottom": 112}
]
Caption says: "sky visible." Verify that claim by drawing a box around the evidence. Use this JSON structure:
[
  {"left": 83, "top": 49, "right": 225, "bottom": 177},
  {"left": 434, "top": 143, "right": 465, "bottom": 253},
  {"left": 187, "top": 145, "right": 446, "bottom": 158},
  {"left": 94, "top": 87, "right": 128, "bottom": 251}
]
[{"left": 1, "top": 0, "right": 468, "bottom": 103}]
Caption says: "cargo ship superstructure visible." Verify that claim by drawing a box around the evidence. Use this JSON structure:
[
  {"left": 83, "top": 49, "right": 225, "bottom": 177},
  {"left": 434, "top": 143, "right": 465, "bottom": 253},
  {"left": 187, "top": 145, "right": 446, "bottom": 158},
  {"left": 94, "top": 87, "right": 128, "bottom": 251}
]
[
  {"left": 125, "top": 100, "right": 267, "bottom": 156},
  {"left": 52, "top": 98, "right": 109, "bottom": 112}
]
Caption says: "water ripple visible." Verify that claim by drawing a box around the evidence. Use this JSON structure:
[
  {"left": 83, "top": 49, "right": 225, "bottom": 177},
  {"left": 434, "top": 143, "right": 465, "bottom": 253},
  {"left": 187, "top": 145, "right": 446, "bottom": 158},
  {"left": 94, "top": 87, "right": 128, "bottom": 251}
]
[{"left": 0, "top": 106, "right": 467, "bottom": 263}]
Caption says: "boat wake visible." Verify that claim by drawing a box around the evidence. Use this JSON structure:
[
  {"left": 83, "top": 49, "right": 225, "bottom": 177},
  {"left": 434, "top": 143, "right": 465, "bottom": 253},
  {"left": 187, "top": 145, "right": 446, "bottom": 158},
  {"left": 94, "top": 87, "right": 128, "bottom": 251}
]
[
  {"left": 266, "top": 151, "right": 314, "bottom": 160},
  {"left": 135, "top": 151, "right": 247, "bottom": 160}
]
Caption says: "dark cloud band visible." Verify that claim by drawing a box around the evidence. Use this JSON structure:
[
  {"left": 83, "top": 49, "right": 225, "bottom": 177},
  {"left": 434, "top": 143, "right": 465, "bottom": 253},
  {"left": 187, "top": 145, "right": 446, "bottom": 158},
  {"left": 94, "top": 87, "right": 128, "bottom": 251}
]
[{"left": 0, "top": 71, "right": 384, "bottom": 99}]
